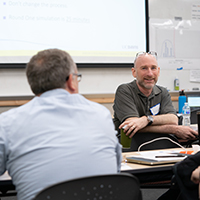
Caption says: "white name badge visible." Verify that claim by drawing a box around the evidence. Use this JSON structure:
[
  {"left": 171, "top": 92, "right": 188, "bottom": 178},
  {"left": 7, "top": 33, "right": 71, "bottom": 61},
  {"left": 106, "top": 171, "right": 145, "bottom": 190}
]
[{"left": 150, "top": 103, "right": 160, "bottom": 115}]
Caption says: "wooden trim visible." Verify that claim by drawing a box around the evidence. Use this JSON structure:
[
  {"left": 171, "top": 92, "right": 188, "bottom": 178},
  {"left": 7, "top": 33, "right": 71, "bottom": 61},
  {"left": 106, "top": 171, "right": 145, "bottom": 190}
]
[
  {"left": 0, "top": 98, "right": 114, "bottom": 106},
  {"left": 171, "top": 96, "right": 178, "bottom": 101},
  {"left": 86, "top": 97, "right": 114, "bottom": 103},
  {"left": 0, "top": 100, "right": 30, "bottom": 106},
  {"left": 0, "top": 93, "right": 179, "bottom": 107}
]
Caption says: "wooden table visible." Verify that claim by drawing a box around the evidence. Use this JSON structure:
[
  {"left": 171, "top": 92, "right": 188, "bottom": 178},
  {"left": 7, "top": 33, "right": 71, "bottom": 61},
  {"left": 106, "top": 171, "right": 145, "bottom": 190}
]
[{"left": 0, "top": 148, "right": 192, "bottom": 194}]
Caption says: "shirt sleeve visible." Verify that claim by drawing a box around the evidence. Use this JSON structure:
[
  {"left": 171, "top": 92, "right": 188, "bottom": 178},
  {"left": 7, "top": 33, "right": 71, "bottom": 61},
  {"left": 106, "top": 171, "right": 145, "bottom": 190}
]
[
  {"left": 98, "top": 105, "right": 122, "bottom": 173},
  {"left": 113, "top": 84, "right": 139, "bottom": 123},
  {"left": 160, "top": 88, "right": 177, "bottom": 115},
  {"left": 0, "top": 123, "right": 7, "bottom": 175},
  {"left": 116, "top": 142, "right": 122, "bottom": 172}
]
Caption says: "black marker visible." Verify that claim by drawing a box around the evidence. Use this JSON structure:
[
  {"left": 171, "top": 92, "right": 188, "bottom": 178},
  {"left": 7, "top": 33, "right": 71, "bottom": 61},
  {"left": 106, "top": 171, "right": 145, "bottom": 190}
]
[{"left": 155, "top": 155, "right": 186, "bottom": 158}]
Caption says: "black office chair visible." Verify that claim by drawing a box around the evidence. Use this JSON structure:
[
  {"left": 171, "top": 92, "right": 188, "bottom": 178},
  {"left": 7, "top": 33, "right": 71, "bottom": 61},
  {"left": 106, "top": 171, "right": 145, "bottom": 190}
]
[
  {"left": 178, "top": 109, "right": 200, "bottom": 147},
  {"left": 121, "top": 131, "right": 181, "bottom": 190},
  {"left": 122, "top": 132, "right": 180, "bottom": 152},
  {"left": 33, "top": 173, "right": 142, "bottom": 200},
  {"left": 0, "top": 181, "right": 16, "bottom": 199},
  {"left": 191, "top": 108, "right": 200, "bottom": 124}
]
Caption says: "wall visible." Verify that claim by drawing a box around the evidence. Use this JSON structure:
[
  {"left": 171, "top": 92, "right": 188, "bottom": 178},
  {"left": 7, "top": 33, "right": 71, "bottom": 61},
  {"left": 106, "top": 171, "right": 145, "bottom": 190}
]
[
  {"left": 0, "top": 66, "right": 199, "bottom": 97},
  {"left": 0, "top": 0, "right": 199, "bottom": 97}
]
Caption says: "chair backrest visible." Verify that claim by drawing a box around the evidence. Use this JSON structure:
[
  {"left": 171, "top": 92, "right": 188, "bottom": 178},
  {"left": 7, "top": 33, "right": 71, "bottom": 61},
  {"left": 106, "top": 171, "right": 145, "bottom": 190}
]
[
  {"left": 126, "top": 132, "right": 180, "bottom": 152},
  {"left": 33, "top": 173, "right": 142, "bottom": 200},
  {"left": 191, "top": 108, "right": 200, "bottom": 124}
]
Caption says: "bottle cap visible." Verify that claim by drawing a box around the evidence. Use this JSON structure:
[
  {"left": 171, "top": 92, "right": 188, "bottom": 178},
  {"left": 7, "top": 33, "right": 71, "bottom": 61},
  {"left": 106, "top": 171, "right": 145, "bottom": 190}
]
[{"left": 179, "top": 90, "right": 185, "bottom": 96}]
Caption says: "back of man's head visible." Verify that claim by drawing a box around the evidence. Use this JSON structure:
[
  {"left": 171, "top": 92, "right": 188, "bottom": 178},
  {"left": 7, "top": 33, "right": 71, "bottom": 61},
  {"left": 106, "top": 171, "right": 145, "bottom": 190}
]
[{"left": 26, "top": 49, "right": 76, "bottom": 95}]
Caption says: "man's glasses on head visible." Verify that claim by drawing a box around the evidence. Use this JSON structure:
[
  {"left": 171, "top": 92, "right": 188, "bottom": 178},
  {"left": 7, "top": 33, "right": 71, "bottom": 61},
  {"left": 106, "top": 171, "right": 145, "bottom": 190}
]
[
  {"left": 134, "top": 51, "right": 157, "bottom": 64},
  {"left": 66, "top": 73, "right": 82, "bottom": 82}
]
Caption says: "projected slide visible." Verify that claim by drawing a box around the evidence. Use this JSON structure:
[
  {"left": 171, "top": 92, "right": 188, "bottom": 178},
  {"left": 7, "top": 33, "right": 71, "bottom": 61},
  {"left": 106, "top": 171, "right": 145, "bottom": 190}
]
[{"left": 0, "top": 0, "right": 147, "bottom": 64}]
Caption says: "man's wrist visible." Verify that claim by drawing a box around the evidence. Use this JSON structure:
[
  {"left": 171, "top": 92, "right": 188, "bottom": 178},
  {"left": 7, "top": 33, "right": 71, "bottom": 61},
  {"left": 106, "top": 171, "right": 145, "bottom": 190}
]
[{"left": 147, "top": 115, "right": 154, "bottom": 126}]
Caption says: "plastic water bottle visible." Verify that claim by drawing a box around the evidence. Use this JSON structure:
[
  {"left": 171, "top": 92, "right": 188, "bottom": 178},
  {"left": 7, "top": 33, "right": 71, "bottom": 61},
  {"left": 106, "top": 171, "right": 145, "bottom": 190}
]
[
  {"left": 182, "top": 102, "right": 191, "bottom": 126},
  {"left": 174, "top": 77, "right": 179, "bottom": 91}
]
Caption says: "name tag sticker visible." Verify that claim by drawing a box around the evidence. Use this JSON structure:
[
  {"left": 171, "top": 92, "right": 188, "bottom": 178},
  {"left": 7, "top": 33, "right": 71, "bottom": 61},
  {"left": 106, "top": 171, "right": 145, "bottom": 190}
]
[{"left": 150, "top": 103, "right": 160, "bottom": 115}]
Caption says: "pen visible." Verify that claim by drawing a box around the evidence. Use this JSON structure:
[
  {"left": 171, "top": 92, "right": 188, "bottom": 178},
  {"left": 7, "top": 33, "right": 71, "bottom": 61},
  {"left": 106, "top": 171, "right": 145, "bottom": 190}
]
[{"left": 155, "top": 155, "right": 186, "bottom": 158}]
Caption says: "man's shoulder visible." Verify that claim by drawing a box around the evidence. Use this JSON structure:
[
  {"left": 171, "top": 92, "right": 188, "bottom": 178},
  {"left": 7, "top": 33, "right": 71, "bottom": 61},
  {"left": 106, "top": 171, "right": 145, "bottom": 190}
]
[
  {"left": 0, "top": 99, "right": 36, "bottom": 130},
  {"left": 154, "top": 85, "right": 169, "bottom": 94},
  {"left": 78, "top": 94, "right": 111, "bottom": 113},
  {"left": 0, "top": 98, "right": 36, "bottom": 119},
  {"left": 117, "top": 80, "right": 136, "bottom": 92},
  {"left": 155, "top": 84, "right": 168, "bottom": 90}
]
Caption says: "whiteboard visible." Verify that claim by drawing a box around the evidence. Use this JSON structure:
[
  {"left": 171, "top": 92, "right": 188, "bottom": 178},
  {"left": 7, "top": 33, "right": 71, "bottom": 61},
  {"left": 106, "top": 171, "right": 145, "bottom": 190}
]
[{"left": 149, "top": 1, "right": 200, "bottom": 70}]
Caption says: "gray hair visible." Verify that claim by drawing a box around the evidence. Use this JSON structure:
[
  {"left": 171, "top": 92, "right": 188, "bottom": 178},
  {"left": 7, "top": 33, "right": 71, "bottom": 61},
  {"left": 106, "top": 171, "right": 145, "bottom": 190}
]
[
  {"left": 26, "top": 49, "right": 76, "bottom": 95},
  {"left": 134, "top": 51, "right": 157, "bottom": 68}
]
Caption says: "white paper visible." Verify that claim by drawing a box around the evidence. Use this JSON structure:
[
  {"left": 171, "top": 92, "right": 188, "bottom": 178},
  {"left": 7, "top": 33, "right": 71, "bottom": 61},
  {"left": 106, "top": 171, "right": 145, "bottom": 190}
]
[
  {"left": 121, "top": 163, "right": 133, "bottom": 170},
  {"left": 0, "top": 171, "right": 11, "bottom": 180},
  {"left": 190, "top": 70, "right": 200, "bottom": 82},
  {"left": 129, "top": 150, "right": 187, "bottom": 162}
]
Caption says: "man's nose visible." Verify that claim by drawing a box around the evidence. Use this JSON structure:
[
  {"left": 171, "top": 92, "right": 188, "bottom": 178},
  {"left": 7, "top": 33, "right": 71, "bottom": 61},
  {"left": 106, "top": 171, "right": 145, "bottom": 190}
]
[{"left": 147, "top": 68, "right": 153, "bottom": 76}]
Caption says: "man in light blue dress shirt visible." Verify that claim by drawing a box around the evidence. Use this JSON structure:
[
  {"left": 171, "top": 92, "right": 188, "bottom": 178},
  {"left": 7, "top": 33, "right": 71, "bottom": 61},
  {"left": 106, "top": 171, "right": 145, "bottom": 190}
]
[{"left": 0, "top": 49, "right": 122, "bottom": 200}]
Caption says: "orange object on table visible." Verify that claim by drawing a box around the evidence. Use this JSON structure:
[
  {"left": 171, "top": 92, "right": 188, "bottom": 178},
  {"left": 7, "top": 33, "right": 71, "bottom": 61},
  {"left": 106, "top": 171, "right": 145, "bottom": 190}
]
[{"left": 179, "top": 151, "right": 194, "bottom": 155}]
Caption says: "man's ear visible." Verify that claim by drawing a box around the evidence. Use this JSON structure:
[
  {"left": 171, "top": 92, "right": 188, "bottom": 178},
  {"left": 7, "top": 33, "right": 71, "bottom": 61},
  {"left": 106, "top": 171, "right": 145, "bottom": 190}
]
[
  {"left": 66, "top": 74, "right": 76, "bottom": 93},
  {"left": 131, "top": 67, "right": 137, "bottom": 78},
  {"left": 158, "top": 67, "right": 160, "bottom": 76}
]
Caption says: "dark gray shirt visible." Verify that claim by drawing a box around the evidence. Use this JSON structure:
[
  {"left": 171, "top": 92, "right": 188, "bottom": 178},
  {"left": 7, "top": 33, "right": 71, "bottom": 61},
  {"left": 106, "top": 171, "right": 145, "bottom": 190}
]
[{"left": 113, "top": 80, "right": 177, "bottom": 130}]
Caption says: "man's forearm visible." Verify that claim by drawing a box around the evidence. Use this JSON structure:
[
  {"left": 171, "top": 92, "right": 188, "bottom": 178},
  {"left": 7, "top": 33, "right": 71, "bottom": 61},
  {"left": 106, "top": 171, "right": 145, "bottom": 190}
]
[
  {"left": 119, "top": 114, "right": 178, "bottom": 138},
  {"left": 152, "top": 114, "right": 178, "bottom": 126},
  {"left": 139, "top": 124, "right": 177, "bottom": 134}
]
